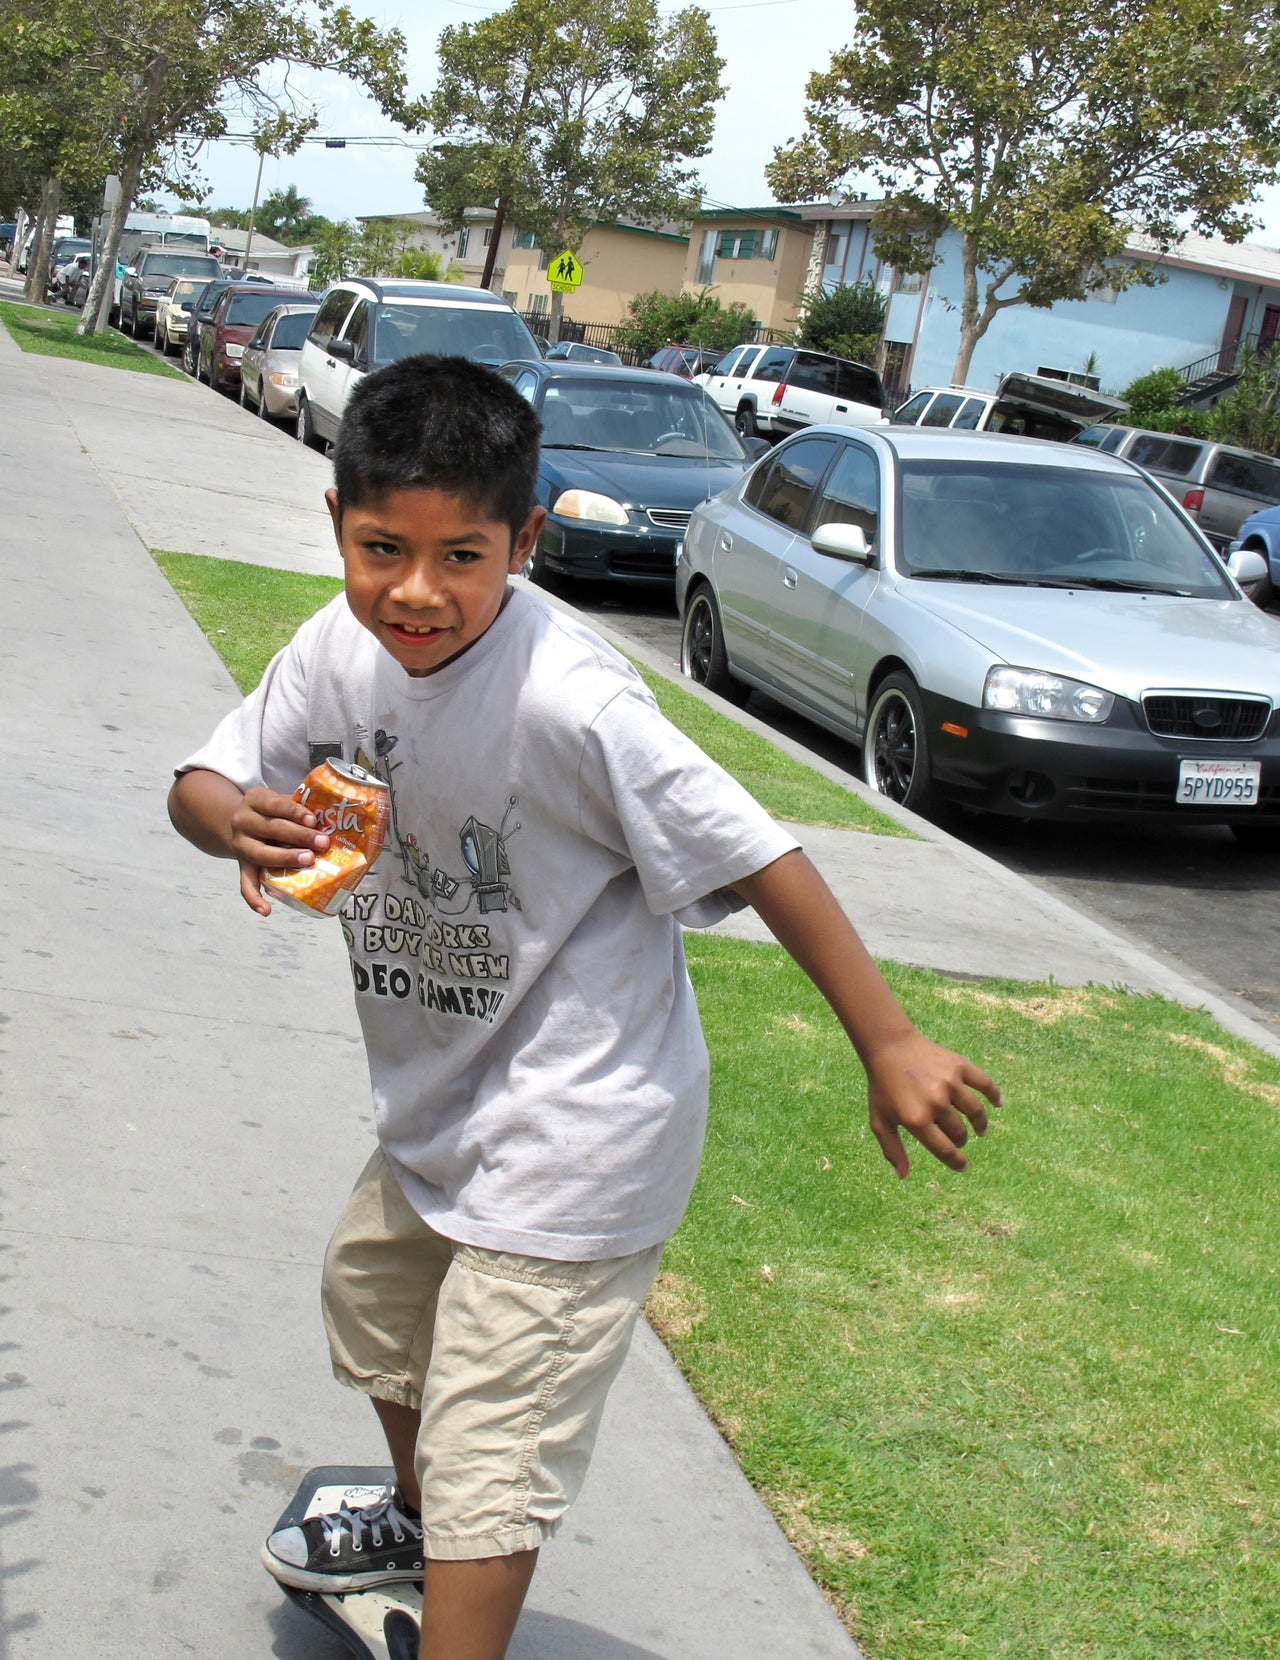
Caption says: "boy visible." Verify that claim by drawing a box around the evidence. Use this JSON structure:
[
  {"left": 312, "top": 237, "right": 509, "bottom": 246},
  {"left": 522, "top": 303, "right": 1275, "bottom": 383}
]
[{"left": 169, "top": 356, "right": 998, "bottom": 1660}]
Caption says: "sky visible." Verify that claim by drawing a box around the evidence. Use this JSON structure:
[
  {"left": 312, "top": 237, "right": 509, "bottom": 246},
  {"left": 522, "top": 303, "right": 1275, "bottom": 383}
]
[{"left": 155, "top": 0, "right": 1280, "bottom": 249}]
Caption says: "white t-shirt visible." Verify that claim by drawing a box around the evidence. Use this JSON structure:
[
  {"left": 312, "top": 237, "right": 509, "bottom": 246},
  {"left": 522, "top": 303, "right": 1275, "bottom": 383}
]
[{"left": 180, "top": 587, "right": 798, "bottom": 1259}]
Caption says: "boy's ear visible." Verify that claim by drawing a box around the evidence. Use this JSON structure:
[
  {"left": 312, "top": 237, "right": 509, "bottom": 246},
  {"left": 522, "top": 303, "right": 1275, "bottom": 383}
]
[
  {"left": 325, "top": 488, "right": 343, "bottom": 547},
  {"left": 509, "top": 504, "right": 547, "bottom": 574}
]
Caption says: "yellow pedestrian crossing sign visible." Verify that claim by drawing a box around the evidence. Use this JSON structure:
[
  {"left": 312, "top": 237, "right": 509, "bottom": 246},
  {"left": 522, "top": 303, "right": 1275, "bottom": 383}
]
[{"left": 547, "top": 250, "right": 583, "bottom": 293}]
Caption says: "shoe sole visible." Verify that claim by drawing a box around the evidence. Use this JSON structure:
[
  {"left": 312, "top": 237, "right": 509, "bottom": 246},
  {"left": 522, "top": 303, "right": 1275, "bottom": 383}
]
[{"left": 260, "top": 1542, "right": 425, "bottom": 1595}]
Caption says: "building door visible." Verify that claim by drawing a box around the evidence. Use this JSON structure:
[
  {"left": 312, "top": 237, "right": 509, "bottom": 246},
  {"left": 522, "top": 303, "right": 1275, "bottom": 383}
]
[
  {"left": 1218, "top": 294, "right": 1248, "bottom": 370},
  {"left": 1259, "top": 304, "right": 1280, "bottom": 351}
]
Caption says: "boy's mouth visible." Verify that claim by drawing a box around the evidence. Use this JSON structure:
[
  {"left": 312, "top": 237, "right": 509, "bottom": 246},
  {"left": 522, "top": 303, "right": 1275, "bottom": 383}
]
[{"left": 386, "top": 620, "right": 444, "bottom": 643}]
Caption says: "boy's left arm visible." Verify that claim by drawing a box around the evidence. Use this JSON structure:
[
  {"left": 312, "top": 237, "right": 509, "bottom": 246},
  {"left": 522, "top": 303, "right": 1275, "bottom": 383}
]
[{"left": 728, "top": 849, "right": 1000, "bottom": 1177}]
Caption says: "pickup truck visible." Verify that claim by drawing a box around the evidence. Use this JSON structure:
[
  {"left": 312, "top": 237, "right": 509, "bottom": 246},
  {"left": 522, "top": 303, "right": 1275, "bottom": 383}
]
[{"left": 119, "top": 249, "right": 221, "bottom": 338}]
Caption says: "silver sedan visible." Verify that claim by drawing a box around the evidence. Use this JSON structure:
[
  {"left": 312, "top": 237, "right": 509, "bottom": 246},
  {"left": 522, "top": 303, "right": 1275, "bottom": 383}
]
[
  {"left": 676, "top": 426, "right": 1280, "bottom": 846},
  {"left": 239, "top": 301, "right": 320, "bottom": 422}
]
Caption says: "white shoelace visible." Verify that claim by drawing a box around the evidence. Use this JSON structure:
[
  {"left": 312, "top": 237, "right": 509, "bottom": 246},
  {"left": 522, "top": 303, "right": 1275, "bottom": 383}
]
[{"left": 320, "top": 1493, "right": 424, "bottom": 1559}]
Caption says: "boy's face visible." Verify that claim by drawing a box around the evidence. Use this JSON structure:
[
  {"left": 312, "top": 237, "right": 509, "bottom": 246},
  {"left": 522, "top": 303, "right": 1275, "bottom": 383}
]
[{"left": 327, "top": 485, "right": 545, "bottom": 677}]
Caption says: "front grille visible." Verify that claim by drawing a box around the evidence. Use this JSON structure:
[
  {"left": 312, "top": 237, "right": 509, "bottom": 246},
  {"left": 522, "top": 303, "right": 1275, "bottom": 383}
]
[
  {"left": 1142, "top": 694, "right": 1271, "bottom": 742},
  {"left": 646, "top": 509, "right": 692, "bottom": 530},
  {"left": 1066, "top": 777, "right": 1280, "bottom": 813}
]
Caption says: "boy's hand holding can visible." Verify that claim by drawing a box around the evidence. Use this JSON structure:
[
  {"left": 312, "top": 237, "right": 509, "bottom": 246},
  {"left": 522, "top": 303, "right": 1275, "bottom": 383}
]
[{"left": 230, "top": 786, "right": 332, "bottom": 916}]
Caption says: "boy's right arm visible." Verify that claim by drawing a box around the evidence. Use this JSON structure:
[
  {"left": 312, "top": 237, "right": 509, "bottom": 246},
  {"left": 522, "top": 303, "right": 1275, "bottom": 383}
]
[{"left": 167, "top": 769, "right": 330, "bottom": 917}]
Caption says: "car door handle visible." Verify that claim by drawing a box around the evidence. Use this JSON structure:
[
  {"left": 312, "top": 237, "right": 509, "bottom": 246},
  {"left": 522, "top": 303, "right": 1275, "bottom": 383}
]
[
  {"left": 719, "top": 532, "right": 733, "bottom": 551},
  {"left": 783, "top": 566, "right": 798, "bottom": 589},
  {"left": 835, "top": 404, "right": 848, "bottom": 412}
]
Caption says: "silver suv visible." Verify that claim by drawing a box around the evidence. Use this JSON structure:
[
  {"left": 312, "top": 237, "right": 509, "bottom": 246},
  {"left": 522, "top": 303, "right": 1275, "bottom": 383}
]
[
  {"left": 1073, "top": 425, "right": 1280, "bottom": 553},
  {"left": 698, "top": 344, "right": 887, "bottom": 440},
  {"left": 294, "top": 278, "right": 541, "bottom": 451}
]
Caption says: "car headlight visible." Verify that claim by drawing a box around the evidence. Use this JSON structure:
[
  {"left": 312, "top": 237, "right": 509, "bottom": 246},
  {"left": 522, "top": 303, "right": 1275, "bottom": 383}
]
[
  {"left": 224, "top": 342, "right": 245, "bottom": 359},
  {"left": 269, "top": 371, "right": 299, "bottom": 388},
  {"left": 552, "top": 489, "right": 629, "bottom": 526},
  {"left": 983, "top": 667, "right": 1114, "bottom": 723}
]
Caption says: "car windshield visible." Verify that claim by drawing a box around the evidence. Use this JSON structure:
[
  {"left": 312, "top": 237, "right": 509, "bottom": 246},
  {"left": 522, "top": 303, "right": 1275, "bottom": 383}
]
[
  {"left": 226, "top": 292, "right": 283, "bottom": 325},
  {"left": 144, "top": 255, "right": 219, "bottom": 281},
  {"left": 270, "top": 311, "right": 315, "bottom": 350},
  {"left": 537, "top": 380, "right": 744, "bottom": 460},
  {"left": 371, "top": 303, "right": 538, "bottom": 368},
  {"left": 896, "top": 460, "right": 1235, "bottom": 598},
  {"left": 169, "top": 279, "right": 201, "bottom": 306}
]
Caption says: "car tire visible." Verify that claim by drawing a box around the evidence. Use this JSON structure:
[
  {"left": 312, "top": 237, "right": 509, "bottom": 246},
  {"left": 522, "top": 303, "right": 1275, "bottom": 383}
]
[
  {"left": 259, "top": 387, "right": 275, "bottom": 422},
  {"left": 121, "top": 302, "right": 134, "bottom": 336},
  {"left": 734, "top": 404, "right": 758, "bottom": 439},
  {"left": 1229, "top": 822, "right": 1280, "bottom": 853},
  {"left": 681, "top": 585, "right": 747, "bottom": 705},
  {"left": 239, "top": 377, "right": 250, "bottom": 409},
  {"left": 862, "top": 671, "right": 938, "bottom": 817},
  {"left": 296, "top": 393, "right": 324, "bottom": 452}
]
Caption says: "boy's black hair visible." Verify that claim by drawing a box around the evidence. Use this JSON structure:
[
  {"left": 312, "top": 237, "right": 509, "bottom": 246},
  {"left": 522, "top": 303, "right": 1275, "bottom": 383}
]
[{"left": 333, "top": 355, "right": 541, "bottom": 537}]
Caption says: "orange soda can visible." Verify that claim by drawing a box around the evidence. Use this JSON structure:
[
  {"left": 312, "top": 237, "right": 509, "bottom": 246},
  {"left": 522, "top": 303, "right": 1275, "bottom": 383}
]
[{"left": 261, "top": 758, "right": 390, "bottom": 917}]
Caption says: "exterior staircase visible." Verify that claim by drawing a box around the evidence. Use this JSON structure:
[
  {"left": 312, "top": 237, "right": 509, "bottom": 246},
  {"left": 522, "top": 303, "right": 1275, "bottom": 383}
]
[{"left": 1176, "top": 332, "right": 1260, "bottom": 405}]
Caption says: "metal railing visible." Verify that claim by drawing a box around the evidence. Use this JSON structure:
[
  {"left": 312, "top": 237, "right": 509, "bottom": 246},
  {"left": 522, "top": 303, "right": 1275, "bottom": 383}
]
[{"left": 1177, "top": 331, "right": 1260, "bottom": 393}]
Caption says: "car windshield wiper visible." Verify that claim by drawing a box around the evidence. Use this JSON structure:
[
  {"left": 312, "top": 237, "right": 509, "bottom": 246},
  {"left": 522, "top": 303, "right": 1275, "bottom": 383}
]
[
  {"left": 910, "top": 568, "right": 1040, "bottom": 585},
  {"left": 1056, "top": 575, "right": 1196, "bottom": 595},
  {"left": 543, "top": 441, "right": 611, "bottom": 451}
]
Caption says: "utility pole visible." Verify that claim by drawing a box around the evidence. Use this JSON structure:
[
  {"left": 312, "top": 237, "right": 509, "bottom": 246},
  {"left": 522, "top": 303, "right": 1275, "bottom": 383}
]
[{"left": 243, "top": 145, "right": 267, "bottom": 270}]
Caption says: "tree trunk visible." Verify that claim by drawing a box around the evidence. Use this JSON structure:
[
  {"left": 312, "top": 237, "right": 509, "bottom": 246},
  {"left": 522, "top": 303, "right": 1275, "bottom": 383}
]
[
  {"left": 480, "top": 198, "right": 506, "bottom": 291},
  {"left": 951, "top": 233, "right": 982, "bottom": 383},
  {"left": 77, "top": 151, "right": 142, "bottom": 336},
  {"left": 24, "top": 175, "right": 60, "bottom": 305}
]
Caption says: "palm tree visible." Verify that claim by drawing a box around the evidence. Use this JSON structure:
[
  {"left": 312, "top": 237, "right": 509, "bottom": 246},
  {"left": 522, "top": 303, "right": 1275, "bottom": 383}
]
[{"left": 261, "top": 184, "right": 313, "bottom": 243}]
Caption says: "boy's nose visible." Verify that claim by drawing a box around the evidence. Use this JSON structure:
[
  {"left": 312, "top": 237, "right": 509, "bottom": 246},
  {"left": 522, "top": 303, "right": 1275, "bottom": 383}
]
[{"left": 389, "top": 562, "right": 445, "bottom": 609}]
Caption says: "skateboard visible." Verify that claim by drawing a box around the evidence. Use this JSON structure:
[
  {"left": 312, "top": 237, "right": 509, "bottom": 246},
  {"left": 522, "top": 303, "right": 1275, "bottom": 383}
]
[{"left": 265, "top": 1466, "right": 422, "bottom": 1660}]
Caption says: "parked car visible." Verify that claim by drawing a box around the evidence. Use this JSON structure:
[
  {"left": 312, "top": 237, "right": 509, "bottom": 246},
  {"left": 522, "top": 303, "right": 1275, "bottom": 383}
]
[
  {"left": 676, "top": 425, "right": 1279, "bottom": 844},
  {"left": 698, "top": 343, "right": 888, "bottom": 439},
  {"left": 153, "top": 276, "right": 206, "bottom": 355},
  {"left": 46, "top": 235, "right": 91, "bottom": 286},
  {"left": 544, "top": 341, "right": 622, "bottom": 364},
  {"left": 1226, "top": 501, "right": 1280, "bottom": 608},
  {"left": 295, "top": 278, "right": 540, "bottom": 451},
  {"left": 1073, "top": 424, "right": 1280, "bottom": 558},
  {"left": 499, "top": 358, "right": 763, "bottom": 584},
  {"left": 198, "top": 283, "right": 293, "bottom": 394},
  {"left": 66, "top": 262, "right": 92, "bottom": 309},
  {"left": 52, "top": 250, "right": 91, "bottom": 304},
  {"left": 648, "top": 344, "right": 722, "bottom": 379},
  {"left": 238, "top": 300, "right": 321, "bottom": 421},
  {"left": 894, "top": 373, "right": 1129, "bottom": 441},
  {"left": 183, "top": 278, "right": 236, "bottom": 375},
  {"left": 119, "top": 248, "right": 221, "bottom": 337}
]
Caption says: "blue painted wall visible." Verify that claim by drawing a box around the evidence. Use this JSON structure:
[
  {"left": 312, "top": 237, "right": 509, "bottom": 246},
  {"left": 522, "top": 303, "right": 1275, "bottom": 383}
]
[{"left": 899, "top": 229, "right": 1252, "bottom": 396}]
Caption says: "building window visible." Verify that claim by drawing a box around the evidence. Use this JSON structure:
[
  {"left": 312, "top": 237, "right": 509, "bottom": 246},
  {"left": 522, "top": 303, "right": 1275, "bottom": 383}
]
[
  {"left": 511, "top": 229, "right": 540, "bottom": 250},
  {"left": 528, "top": 292, "right": 548, "bottom": 317},
  {"left": 715, "top": 227, "right": 778, "bottom": 260},
  {"left": 895, "top": 268, "right": 924, "bottom": 293},
  {"left": 695, "top": 229, "right": 716, "bottom": 285},
  {"left": 483, "top": 227, "right": 492, "bottom": 246},
  {"left": 502, "top": 290, "right": 517, "bottom": 304},
  {"left": 538, "top": 247, "right": 551, "bottom": 270},
  {"left": 457, "top": 226, "right": 470, "bottom": 258}
]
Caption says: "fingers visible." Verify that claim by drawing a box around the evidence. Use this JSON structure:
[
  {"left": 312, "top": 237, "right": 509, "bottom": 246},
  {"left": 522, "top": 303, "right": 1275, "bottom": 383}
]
[
  {"left": 239, "top": 861, "right": 271, "bottom": 917},
  {"left": 231, "top": 790, "right": 329, "bottom": 870}
]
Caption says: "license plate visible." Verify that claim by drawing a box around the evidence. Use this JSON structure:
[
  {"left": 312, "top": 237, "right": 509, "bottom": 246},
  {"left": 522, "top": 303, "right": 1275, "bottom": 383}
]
[{"left": 1176, "top": 759, "right": 1261, "bottom": 806}]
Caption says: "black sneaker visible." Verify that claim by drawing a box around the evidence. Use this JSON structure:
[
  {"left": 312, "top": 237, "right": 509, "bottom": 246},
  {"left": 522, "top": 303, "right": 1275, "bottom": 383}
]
[{"left": 262, "top": 1484, "right": 425, "bottom": 1593}]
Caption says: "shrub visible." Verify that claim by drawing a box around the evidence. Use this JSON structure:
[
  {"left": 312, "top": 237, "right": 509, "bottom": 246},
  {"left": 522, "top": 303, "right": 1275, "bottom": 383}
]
[
  {"left": 795, "top": 280, "right": 885, "bottom": 365},
  {"left": 614, "top": 287, "right": 760, "bottom": 360},
  {"left": 1205, "top": 344, "right": 1280, "bottom": 454}
]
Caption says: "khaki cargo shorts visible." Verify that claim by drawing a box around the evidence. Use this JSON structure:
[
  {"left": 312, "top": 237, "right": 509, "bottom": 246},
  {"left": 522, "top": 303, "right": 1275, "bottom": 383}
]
[{"left": 321, "top": 1147, "right": 664, "bottom": 1561}]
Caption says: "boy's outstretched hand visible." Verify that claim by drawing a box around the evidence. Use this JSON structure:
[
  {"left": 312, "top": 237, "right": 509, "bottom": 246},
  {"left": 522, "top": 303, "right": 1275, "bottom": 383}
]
[
  {"left": 168, "top": 770, "right": 330, "bottom": 917},
  {"left": 863, "top": 1029, "right": 997, "bottom": 1177},
  {"left": 730, "top": 849, "right": 1001, "bottom": 1177}
]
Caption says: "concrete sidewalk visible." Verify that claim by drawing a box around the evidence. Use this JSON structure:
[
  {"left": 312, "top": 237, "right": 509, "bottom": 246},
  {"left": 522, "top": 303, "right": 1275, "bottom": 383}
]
[{"left": 3, "top": 327, "right": 1277, "bottom": 1659}]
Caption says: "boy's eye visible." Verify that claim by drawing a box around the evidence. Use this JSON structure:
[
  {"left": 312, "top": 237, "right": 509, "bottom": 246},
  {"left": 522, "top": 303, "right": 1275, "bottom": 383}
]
[
  {"left": 364, "top": 541, "right": 399, "bottom": 558},
  {"left": 447, "top": 548, "right": 482, "bottom": 565}
]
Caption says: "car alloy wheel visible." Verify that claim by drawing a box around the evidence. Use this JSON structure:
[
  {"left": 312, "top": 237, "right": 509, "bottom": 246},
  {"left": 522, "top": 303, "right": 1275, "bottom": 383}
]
[
  {"left": 863, "top": 671, "right": 936, "bottom": 816},
  {"left": 680, "top": 586, "right": 747, "bottom": 705}
]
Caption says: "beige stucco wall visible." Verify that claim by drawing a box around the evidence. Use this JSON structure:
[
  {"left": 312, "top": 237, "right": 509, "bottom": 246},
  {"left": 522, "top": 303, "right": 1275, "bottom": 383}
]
[
  {"left": 502, "top": 226, "right": 688, "bottom": 325},
  {"left": 681, "top": 219, "right": 814, "bottom": 332}
]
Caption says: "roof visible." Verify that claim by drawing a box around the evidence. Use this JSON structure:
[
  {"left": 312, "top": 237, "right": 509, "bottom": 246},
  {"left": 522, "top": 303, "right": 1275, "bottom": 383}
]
[
  {"left": 209, "top": 227, "right": 296, "bottom": 257},
  {"left": 693, "top": 205, "right": 809, "bottom": 225},
  {"left": 1126, "top": 230, "right": 1280, "bottom": 288}
]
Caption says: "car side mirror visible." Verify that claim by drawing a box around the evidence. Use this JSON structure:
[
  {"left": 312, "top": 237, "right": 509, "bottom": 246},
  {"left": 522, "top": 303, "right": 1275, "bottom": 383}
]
[
  {"left": 741, "top": 436, "right": 770, "bottom": 461},
  {"left": 811, "top": 521, "right": 876, "bottom": 564},
  {"left": 1227, "top": 548, "right": 1268, "bottom": 586},
  {"left": 328, "top": 337, "right": 355, "bottom": 362}
]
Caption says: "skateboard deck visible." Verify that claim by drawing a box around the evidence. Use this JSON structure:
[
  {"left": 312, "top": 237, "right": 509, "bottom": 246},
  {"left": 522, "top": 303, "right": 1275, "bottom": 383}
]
[{"left": 266, "top": 1466, "right": 422, "bottom": 1660}]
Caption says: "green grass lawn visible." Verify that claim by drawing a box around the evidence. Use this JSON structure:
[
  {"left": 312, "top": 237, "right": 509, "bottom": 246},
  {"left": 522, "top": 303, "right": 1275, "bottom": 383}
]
[
  {"left": 0, "top": 299, "right": 186, "bottom": 378},
  {"left": 152, "top": 548, "right": 903, "bottom": 835},
  {"left": 665, "top": 943, "right": 1280, "bottom": 1659}
]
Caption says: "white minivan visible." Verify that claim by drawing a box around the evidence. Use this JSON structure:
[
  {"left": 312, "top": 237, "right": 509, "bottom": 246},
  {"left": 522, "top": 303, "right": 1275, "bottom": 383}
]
[{"left": 295, "top": 278, "right": 542, "bottom": 451}]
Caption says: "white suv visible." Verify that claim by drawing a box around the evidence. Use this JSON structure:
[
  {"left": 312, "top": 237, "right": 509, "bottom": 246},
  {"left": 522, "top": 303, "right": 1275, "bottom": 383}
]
[
  {"left": 698, "top": 344, "right": 888, "bottom": 440},
  {"left": 295, "top": 278, "right": 542, "bottom": 450}
]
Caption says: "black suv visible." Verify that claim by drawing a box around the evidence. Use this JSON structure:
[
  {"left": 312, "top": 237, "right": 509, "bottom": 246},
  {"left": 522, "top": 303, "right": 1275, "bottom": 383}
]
[{"left": 119, "top": 249, "right": 221, "bottom": 337}]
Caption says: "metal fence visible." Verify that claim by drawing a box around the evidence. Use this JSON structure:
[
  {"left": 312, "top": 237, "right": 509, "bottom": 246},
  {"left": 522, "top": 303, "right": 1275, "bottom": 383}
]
[{"left": 517, "top": 310, "right": 789, "bottom": 367}]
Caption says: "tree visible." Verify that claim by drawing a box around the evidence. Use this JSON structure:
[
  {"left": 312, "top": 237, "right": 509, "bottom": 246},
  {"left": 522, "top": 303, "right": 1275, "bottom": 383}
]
[
  {"left": 769, "top": 0, "right": 1280, "bottom": 382},
  {"left": 1206, "top": 345, "right": 1280, "bottom": 454},
  {"left": 309, "top": 219, "right": 362, "bottom": 287},
  {"left": 413, "top": 0, "right": 726, "bottom": 341},
  {"left": 260, "top": 182, "right": 312, "bottom": 242},
  {"left": 795, "top": 280, "right": 885, "bottom": 365},
  {"left": 47, "top": 0, "right": 410, "bottom": 334}
]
